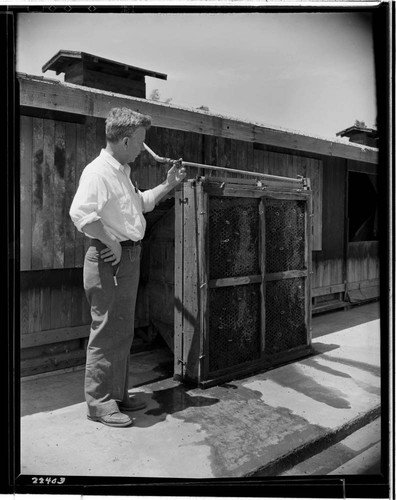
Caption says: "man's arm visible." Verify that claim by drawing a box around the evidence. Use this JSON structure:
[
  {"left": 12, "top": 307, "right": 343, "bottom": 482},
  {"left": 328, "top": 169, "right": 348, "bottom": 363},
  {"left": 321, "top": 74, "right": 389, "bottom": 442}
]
[
  {"left": 150, "top": 161, "right": 186, "bottom": 205},
  {"left": 81, "top": 220, "right": 122, "bottom": 265}
]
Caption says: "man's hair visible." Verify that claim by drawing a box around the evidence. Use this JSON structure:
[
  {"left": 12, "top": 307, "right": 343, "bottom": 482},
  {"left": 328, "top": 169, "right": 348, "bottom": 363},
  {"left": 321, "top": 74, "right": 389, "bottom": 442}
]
[{"left": 105, "top": 108, "right": 152, "bottom": 143}]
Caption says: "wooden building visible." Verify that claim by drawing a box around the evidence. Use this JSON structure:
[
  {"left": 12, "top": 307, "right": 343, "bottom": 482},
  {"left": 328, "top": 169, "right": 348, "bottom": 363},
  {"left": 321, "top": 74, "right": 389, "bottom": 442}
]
[{"left": 18, "top": 53, "right": 379, "bottom": 377}]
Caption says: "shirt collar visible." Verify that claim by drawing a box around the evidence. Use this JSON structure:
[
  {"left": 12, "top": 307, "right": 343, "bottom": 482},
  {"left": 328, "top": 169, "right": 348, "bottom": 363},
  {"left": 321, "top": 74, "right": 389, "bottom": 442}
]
[{"left": 100, "top": 149, "right": 129, "bottom": 173}]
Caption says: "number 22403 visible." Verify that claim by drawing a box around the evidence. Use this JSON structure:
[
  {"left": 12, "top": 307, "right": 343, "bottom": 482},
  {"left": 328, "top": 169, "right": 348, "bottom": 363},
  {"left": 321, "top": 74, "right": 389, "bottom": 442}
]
[{"left": 32, "top": 477, "right": 65, "bottom": 485}]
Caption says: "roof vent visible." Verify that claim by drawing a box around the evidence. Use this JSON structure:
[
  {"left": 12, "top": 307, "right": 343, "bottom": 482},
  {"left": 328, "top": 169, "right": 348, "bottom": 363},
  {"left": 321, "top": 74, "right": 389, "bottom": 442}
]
[
  {"left": 42, "top": 50, "right": 167, "bottom": 99},
  {"left": 336, "top": 125, "right": 378, "bottom": 148}
]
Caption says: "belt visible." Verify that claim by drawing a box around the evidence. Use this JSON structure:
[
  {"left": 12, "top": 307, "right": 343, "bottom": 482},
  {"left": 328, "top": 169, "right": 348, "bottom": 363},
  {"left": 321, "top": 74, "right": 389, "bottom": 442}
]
[
  {"left": 120, "top": 240, "right": 141, "bottom": 248},
  {"left": 90, "top": 238, "right": 141, "bottom": 248}
]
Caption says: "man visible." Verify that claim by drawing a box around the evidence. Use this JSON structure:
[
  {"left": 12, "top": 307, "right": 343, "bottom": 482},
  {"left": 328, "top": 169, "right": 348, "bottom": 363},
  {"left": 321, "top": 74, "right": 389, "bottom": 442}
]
[{"left": 70, "top": 107, "right": 186, "bottom": 427}]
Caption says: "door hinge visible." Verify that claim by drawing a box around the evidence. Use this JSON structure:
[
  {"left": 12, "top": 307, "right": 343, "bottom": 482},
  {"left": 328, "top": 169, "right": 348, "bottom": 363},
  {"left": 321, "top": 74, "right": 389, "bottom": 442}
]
[{"left": 179, "top": 197, "right": 189, "bottom": 205}]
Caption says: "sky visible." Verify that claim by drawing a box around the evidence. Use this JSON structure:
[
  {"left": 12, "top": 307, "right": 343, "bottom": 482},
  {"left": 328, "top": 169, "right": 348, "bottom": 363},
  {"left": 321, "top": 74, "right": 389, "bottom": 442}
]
[{"left": 16, "top": 11, "right": 377, "bottom": 139}]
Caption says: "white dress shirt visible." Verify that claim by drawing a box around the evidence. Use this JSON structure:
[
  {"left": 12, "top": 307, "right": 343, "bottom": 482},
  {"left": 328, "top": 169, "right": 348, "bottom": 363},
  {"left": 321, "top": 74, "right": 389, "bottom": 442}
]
[{"left": 70, "top": 149, "right": 155, "bottom": 242}]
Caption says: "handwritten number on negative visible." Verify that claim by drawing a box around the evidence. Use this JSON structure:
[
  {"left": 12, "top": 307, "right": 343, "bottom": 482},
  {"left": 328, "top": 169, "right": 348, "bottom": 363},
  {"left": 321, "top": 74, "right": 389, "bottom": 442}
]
[{"left": 32, "top": 477, "right": 66, "bottom": 484}]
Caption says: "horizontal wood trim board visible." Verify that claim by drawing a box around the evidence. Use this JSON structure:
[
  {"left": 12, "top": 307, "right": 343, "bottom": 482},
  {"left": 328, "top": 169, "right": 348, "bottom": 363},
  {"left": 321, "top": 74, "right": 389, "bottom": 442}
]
[
  {"left": 348, "top": 288, "right": 380, "bottom": 303},
  {"left": 260, "top": 191, "right": 309, "bottom": 201},
  {"left": 205, "top": 184, "right": 306, "bottom": 197},
  {"left": 21, "top": 325, "right": 90, "bottom": 349},
  {"left": 21, "top": 349, "right": 87, "bottom": 375},
  {"left": 347, "top": 278, "right": 380, "bottom": 291},
  {"left": 21, "top": 105, "right": 86, "bottom": 124},
  {"left": 206, "top": 186, "right": 309, "bottom": 200},
  {"left": 209, "top": 270, "right": 310, "bottom": 287},
  {"left": 312, "top": 301, "right": 350, "bottom": 314},
  {"left": 312, "top": 283, "right": 346, "bottom": 297},
  {"left": 19, "top": 75, "right": 378, "bottom": 164},
  {"left": 203, "top": 177, "right": 304, "bottom": 188},
  {"left": 311, "top": 278, "right": 380, "bottom": 298},
  {"left": 265, "top": 270, "right": 308, "bottom": 281},
  {"left": 204, "top": 176, "right": 273, "bottom": 186},
  {"left": 205, "top": 186, "right": 265, "bottom": 198},
  {"left": 208, "top": 275, "right": 262, "bottom": 288}
]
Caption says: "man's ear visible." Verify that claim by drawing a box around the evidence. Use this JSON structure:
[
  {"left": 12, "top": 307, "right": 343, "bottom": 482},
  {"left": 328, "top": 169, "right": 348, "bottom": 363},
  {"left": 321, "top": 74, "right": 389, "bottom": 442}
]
[{"left": 123, "top": 137, "right": 129, "bottom": 148}]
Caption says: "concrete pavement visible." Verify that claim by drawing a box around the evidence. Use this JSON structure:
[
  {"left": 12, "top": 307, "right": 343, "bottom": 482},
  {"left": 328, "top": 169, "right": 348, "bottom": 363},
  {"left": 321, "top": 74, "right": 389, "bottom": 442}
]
[{"left": 20, "top": 302, "right": 382, "bottom": 478}]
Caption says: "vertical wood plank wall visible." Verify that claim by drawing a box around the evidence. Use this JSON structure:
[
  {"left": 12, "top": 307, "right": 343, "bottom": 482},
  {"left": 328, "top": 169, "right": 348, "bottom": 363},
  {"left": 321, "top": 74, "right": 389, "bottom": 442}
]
[
  {"left": 20, "top": 115, "right": 106, "bottom": 271},
  {"left": 347, "top": 241, "right": 379, "bottom": 284}
]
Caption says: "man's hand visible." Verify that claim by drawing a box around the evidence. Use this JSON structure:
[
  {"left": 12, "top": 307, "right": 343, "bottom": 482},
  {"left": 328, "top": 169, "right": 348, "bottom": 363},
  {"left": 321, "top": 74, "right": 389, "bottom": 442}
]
[
  {"left": 150, "top": 159, "right": 187, "bottom": 205},
  {"left": 166, "top": 158, "right": 186, "bottom": 185},
  {"left": 100, "top": 240, "right": 122, "bottom": 265}
]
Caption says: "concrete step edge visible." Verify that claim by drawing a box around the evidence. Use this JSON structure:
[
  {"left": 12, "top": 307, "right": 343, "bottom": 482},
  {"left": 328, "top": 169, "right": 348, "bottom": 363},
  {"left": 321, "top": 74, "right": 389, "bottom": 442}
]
[
  {"left": 327, "top": 441, "right": 382, "bottom": 475},
  {"left": 245, "top": 405, "right": 381, "bottom": 477}
]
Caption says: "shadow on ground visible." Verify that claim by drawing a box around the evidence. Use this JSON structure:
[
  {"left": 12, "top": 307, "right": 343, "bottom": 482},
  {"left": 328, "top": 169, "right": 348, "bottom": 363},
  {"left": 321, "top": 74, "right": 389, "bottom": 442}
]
[{"left": 132, "top": 385, "right": 220, "bottom": 428}]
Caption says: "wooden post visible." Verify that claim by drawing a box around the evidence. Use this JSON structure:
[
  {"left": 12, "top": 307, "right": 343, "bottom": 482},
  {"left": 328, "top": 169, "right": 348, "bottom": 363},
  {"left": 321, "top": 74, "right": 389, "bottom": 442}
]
[
  {"left": 174, "top": 185, "right": 184, "bottom": 379},
  {"left": 198, "top": 185, "right": 209, "bottom": 383},
  {"left": 181, "top": 181, "right": 201, "bottom": 382}
]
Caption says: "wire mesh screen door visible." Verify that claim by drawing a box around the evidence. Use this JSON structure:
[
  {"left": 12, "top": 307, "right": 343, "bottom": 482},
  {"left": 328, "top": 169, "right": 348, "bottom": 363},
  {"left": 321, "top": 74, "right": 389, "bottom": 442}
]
[
  {"left": 174, "top": 178, "right": 313, "bottom": 388},
  {"left": 207, "top": 195, "right": 263, "bottom": 374}
]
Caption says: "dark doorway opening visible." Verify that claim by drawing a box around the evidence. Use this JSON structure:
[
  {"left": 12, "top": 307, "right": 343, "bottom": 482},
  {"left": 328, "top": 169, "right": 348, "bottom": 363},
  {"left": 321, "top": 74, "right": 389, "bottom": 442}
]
[{"left": 348, "top": 172, "right": 378, "bottom": 242}]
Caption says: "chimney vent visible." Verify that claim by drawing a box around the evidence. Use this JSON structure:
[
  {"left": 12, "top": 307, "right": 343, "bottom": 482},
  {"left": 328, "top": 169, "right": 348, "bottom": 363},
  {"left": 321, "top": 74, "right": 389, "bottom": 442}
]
[{"left": 42, "top": 50, "right": 167, "bottom": 99}]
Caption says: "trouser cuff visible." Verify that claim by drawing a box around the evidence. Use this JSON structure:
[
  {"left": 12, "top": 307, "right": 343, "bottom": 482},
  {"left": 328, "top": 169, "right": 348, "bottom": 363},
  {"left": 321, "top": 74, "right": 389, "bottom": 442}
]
[{"left": 87, "top": 399, "right": 119, "bottom": 417}]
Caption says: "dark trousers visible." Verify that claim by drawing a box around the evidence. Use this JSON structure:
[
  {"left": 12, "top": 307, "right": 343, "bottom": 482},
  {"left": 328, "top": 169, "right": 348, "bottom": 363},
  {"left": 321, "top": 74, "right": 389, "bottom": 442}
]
[{"left": 83, "top": 240, "right": 141, "bottom": 417}]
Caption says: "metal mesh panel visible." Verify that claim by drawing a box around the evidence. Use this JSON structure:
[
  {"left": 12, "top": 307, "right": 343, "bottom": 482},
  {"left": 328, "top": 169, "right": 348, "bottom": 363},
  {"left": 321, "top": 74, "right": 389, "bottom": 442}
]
[
  {"left": 209, "top": 284, "right": 261, "bottom": 372},
  {"left": 265, "top": 278, "right": 307, "bottom": 354},
  {"left": 209, "top": 196, "right": 260, "bottom": 280},
  {"left": 265, "top": 199, "right": 306, "bottom": 273}
]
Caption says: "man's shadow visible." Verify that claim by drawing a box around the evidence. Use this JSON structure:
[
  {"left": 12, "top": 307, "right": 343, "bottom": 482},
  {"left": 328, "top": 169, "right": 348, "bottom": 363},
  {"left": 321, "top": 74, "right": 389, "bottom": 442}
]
[{"left": 132, "top": 384, "right": 219, "bottom": 428}]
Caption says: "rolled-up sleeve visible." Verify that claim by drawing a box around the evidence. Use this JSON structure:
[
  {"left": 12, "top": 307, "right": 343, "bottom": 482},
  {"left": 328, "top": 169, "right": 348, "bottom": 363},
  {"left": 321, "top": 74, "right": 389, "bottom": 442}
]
[
  {"left": 140, "top": 189, "right": 156, "bottom": 213},
  {"left": 69, "top": 173, "right": 109, "bottom": 232}
]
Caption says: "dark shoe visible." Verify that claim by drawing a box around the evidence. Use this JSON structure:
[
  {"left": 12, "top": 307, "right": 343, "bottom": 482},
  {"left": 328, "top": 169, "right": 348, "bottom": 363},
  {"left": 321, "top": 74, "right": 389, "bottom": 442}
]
[
  {"left": 87, "top": 411, "right": 133, "bottom": 427},
  {"left": 119, "top": 395, "right": 147, "bottom": 412}
]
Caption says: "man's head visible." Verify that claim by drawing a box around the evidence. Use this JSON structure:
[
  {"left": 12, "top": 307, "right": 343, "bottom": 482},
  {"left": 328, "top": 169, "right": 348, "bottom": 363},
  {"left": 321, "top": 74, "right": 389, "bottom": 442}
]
[{"left": 105, "top": 108, "right": 152, "bottom": 164}]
